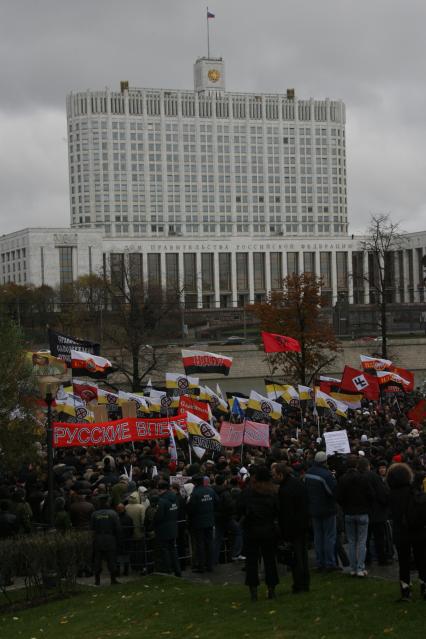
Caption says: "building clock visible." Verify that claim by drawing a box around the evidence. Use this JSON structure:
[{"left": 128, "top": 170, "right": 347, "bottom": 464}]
[{"left": 208, "top": 69, "right": 221, "bottom": 83}]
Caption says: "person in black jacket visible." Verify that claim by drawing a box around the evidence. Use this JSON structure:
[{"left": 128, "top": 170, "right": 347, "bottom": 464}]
[
  {"left": 213, "top": 475, "right": 243, "bottom": 563},
  {"left": 237, "top": 465, "right": 279, "bottom": 601},
  {"left": 187, "top": 475, "right": 219, "bottom": 573},
  {"left": 90, "top": 494, "right": 121, "bottom": 585},
  {"left": 273, "top": 463, "right": 310, "bottom": 593},
  {"left": 362, "top": 459, "right": 392, "bottom": 566},
  {"left": 0, "top": 500, "right": 18, "bottom": 539},
  {"left": 387, "top": 463, "right": 426, "bottom": 601},
  {"left": 115, "top": 503, "right": 134, "bottom": 576},
  {"left": 153, "top": 480, "right": 181, "bottom": 577},
  {"left": 336, "top": 455, "right": 374, "bottom": 577}
]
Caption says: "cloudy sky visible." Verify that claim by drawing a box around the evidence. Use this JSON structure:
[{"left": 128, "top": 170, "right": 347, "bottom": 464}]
[{"left": 1, "top": 0, "right": 425, "bottom": 235}]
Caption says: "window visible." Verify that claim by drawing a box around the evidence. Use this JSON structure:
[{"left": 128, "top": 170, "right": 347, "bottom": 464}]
[{"left": 59, "top": 247, "right": 73, "bottom": 288}]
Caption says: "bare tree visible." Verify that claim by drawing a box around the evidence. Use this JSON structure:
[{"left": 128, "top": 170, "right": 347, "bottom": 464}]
[
  {"left": 249, "top": 273, "right": 342, "bottom": 385},
  {"left": 99, "top": 254, "right": 183, "bottom": 391},
  {"left": 361, "top": 214, "right": 406, "bottom": 358}
]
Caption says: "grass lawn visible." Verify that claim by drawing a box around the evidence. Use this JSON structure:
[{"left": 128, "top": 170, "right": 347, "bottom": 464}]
[{"left": 1, "top": 573, "right": 425, "bottom": 639}]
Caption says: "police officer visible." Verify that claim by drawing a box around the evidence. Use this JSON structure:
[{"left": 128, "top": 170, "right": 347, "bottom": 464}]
[
  {"left": 187, "top": 474, "right": 218, "bottom": 573},
  {"left": 90, "top": 493, "right": 121, "bottom": 585},
  {"left": 153, "top": 480, "right": 181, "bottom": 576}
]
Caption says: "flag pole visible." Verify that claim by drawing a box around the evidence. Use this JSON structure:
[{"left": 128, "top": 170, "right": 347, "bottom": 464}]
[{"left": 206, "top": 7, "right": 210, "bottom": 58}]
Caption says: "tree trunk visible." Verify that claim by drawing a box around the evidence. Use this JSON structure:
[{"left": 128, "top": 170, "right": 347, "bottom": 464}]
[
  {"left": 381, "top": 297, "right": 387, "bottom": 359},
  {"left": 132, "top": 348, "right": 140, "bottom": 392}
]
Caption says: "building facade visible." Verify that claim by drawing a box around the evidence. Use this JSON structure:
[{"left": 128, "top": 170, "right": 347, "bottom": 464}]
[
  {"left": 66, "top": 57, "right": 347, "bottom": 238},
  {"left": 1, "top": 227, "right": 425, "bottom": 309},
  {"left": 1, "top": 56, "right": 425, "bottom": 309}
]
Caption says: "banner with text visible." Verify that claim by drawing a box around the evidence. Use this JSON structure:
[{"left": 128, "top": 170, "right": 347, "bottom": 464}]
[{"left": 53, "top": 413, "right": 187, "bottom": 448}]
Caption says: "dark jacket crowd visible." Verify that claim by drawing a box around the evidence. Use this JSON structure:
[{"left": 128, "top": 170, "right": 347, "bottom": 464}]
[{"left": 0, "top": 390, "right": 425, "bottom": 601}]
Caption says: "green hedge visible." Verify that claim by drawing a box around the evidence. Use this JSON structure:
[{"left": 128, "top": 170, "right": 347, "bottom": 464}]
[{"left": 0, "top": 530, "right": 92, "bottom": 603}]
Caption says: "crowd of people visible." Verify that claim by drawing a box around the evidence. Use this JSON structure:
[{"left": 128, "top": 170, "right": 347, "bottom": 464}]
[{"left": 0, "top": 388, "right": 425, "bottom": 603}]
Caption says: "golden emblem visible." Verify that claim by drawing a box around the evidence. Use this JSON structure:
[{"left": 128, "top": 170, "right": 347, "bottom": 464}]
[{"left": 208, "top": 69, "right": 221, "bottom": 83}]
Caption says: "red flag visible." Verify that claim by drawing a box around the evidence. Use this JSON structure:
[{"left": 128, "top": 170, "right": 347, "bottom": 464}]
[
  {"left": 391, "top": 367, "right": 414, "bottom": 392},
  {"left": 341, "top": 366, "right": 380, "bottom": 401},
  {"left": 408, "top": 399, "right": 426, "bottom": 424},
  {"left": 178, "top": 395, "right": 210, "bottom": 422},
  {"left": 363, "top": 373, "right": 380, "bottom": 400},
  {"left": 261, "top": 331, "right": 301, "bottom": 353}
]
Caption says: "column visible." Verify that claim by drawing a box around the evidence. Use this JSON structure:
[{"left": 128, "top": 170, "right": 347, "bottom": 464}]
[
  {"left": 314, "top": 251, "right": 320, "bottom": 279},
  {"left": 403, "top": 249, "right": 410, "bottom": 303},
  {"left": 160, "top": 252, "right": 166, "bottom": 293},
  {"left": 347, "top": 249, "right": 354, "bottom": 304},
  {"left": 213, "top": 252, "right": 220, "bottom": 308},
  {"left": 298, "top": 250, "right": 303, "bottom": 276},
  {"left": 248, "top": 251, "right": 254, "bottom": 304},
  {"left": 196, "top": 252, "right": 202, "bottom": 308},
  {"left": 363, "top": 251, "right": 370, "bottom": 304},
  {"left": 394, "top": 252, "right": 401, "bottom": 303},
  {"left": 331, "top": 250, "right": 338, "bottom": 305},
  {"left": 142, "top": 251, "right": 148, "bottom": 292},
  {"left": 282, "top": 251, "right": 288, "bottom": 281},
  {"left": 178, "top": 252, "right": 185, "bottom": 307},
  {"left": 413, "top": 248, "right": 421, "bottom": 303},
  {"left": 231, "top": 251, "right": 237, "bottom": 307},
  {"left": 265, "top": 251, "right": 271, "bottom": 296}
]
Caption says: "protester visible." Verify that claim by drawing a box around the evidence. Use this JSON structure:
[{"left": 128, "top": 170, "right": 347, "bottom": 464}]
[
  {"left": 273, "top": 462, "right": 310, "bottom": 593},
  {"left": 387, "top": 463, "right": 426, "bottom": 601},
  {"left": 305, "top": 451, "right": 338, "bottom": 572},
  {"left": 115, "top": 503, "right": 134, "bottom": 577},
  {"left": 336, "top": 455, "right": 374, "bottom": 577},
  {"left": 212, "top": 475, "right": 243, "bottom": 563},
  {"left": 237, "top": 465, "right": 279, "bottom": 601}
]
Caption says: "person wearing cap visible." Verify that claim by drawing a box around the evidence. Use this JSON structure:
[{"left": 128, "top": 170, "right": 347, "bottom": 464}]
[
  {"left": 186, "top": 474, "right": 219, "bottom": 573},
  {"left": 153, "top": 480, "right": 181, "bottom": 577},
  {"left": 304, "top": 451, "right": 338, "bottom": 572}
]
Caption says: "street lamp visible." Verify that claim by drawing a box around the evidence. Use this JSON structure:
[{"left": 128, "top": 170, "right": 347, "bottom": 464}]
[{"left": 37, "top": 376, "right": 61, "bottom": 528}]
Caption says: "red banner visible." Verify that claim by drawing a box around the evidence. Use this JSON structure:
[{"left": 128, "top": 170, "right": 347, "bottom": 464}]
[
  {"left": 220, "top": 422, "right": 244, "bottom": 447},
  {"left": 53, "top": 413, "right": 187, "bottom": 448},
  {"left": 219, "top": 420, "right": 270, "bottom": 448},
  {"left": 179, "top": 395, "right": 210, "bottom": 422},
  {"left": 243, "top": 420, "right": 270, "bottom": 448}
]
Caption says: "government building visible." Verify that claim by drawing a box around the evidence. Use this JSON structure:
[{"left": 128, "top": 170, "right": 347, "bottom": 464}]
[{"left": 1, "top": 56, "right": 425, "bottom": 311}]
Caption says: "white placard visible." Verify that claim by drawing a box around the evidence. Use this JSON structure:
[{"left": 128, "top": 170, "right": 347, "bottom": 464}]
[{"left": 324, "top": 430, "right": 350, "bottom": 456}]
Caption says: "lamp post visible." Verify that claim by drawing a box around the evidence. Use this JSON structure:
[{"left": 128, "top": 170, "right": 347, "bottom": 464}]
[{"left": 37, "top": 376, "right": 61, "bottom": 529}]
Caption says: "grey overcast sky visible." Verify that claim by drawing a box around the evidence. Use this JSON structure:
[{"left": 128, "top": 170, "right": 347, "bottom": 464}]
[{"left": 1, "top": 0, "right": 425, "bottom": 235}]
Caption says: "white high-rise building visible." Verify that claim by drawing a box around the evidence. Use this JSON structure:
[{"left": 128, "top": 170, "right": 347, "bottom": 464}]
[
  {"left": 66, "top": 57, "right": 347, "bottom": 239},
  {"left": 2, "top": 56, "right": 425, "bottom": 313}
]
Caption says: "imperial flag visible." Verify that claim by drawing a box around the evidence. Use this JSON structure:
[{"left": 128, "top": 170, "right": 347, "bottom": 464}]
[{"left": 182, "top": 349, "right": 232, "bottom": 376}]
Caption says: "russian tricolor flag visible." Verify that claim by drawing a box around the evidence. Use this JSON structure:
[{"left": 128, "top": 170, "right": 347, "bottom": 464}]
[{"left": 207, "top": 10, "right": 215, "bottom": 19}]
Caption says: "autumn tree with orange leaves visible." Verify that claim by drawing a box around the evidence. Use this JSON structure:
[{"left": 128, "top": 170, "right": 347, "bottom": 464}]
[{"left": 249, "top": 272, "right": 342, "bottom": 385}]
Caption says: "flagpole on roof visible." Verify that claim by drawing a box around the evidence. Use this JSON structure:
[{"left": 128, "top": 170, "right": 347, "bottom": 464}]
[{"left": 206, "top": 7, "right": 210, "bottom": 58}]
